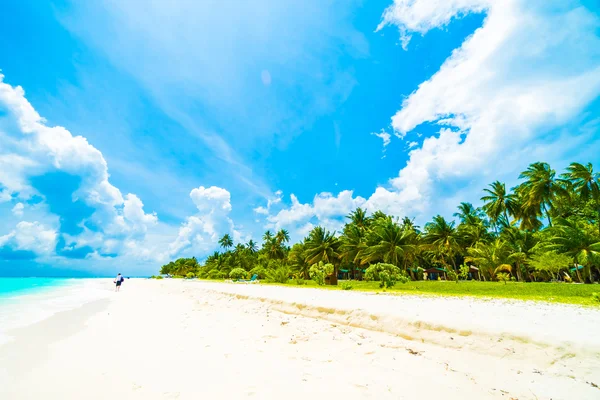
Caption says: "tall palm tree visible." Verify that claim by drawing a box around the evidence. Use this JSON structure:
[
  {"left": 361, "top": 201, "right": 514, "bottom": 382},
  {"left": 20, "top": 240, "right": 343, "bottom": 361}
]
[
  {"left": 547, "top": 217, "right": 600, "bottom": 283},
  {"left": 465, "top": 239, "right": 511, "bottom": 281},
  {"left": 246, "top": 239, "right": 258, "bottom": 254},
  {"left": 517, "top": 162, "right": 562, "bottom": 227},
  {"left": 562, "top": 162, "right": 600, "bottom": 234},
  {"left": 275, "top": 229, "right": 290, "bottom": 245},
  {"left": 340, "top": 224, "right": 367, "bottom": 279},
  {"left": 481, "top": 181, "right": 517, "bottom": 229},
  {"left": 359, "top": 218, "right": 418, "bottom": 271},
  {"left": 218, "top": 234, "right": 233, "bottom": 250},
  {"left": 500, "top": 226, "right": 539, "bottom": 281},
  {"left": 347, "top": 207, "right": 371, "bottom": 231},
  {"left": 289, "top": 241, "right": 310, "bottom": 279},
  {"left": 423, "top": 215, "right": 461, "bottom": 269},
  {"left": 304, "top": 226, "right": 341, "bottom": 284},
  {"left": 262, "top": 230, "right": 273, "bottom": 241}
]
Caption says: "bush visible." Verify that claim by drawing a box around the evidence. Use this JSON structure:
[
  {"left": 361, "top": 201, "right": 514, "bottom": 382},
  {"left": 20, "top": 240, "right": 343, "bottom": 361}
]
[
  {"left": 496, "top": 272, "right": 510, "bottom": 284},
  {"left": 294, "top": 278, "right": 307, "bottom": 285},
  {"left": 309, "top": 262, "right": 334, "bottom": 286},
  {"left": 341, "top": 281, "right": 354, "bottom": 290},
  {"left": 267, "top": 265, "right": 291, "bottom": 284},
  {"left": 207, "top": 270, "right": 226, "bottom": 280},
  {"left": 592, "top": 293, "right": 600, "bottom": 304},
  {"left": 249, "top": 266, "right": 268, "bottom": 279},
  {"left": 459, "top": 264, "right": 470, "bottom": 280},
  {"left": 447, "top": 269, "right": 459, "bottom": 283},
  {"left": 229, "top": 268, "right": 248, "bottom": 280},
  {"left": 186, "top": 272, "right": 196, "bottom": 279},
  {"left": 150, "top": 275, "right": 164, "bottom": 280},
  {"left": 365, "top": 263, "right": 407, "bottom": 288}
]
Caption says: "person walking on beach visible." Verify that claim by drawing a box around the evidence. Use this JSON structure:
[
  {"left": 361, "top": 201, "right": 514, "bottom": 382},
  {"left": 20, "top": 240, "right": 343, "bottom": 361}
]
[{"left": 114, "top": 273, "right": 124, "bottom": 292}]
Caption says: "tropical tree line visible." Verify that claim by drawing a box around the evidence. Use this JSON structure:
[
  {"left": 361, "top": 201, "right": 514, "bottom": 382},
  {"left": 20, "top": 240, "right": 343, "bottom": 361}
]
[{"left": 159, "top": 162, "right": 600, "bottom": 284}]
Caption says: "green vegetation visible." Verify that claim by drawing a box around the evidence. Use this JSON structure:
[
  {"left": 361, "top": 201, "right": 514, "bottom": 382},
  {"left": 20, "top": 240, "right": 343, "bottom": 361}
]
[{"left": 158, "top": 162, "right": 600, "bottom": 304}]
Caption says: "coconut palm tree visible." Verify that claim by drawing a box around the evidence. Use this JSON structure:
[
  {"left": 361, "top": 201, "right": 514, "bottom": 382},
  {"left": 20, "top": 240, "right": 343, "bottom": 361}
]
[
  {"left": 547, "top": 217, "right": 600, "bottom": 283},
  {"left": 304, "top": 226, "right": 341, "bottom": 284},
  {"left": 517, "top": 162, "right": 563, "bottom": 227},
  {"left": 347, "top": 207, "right": 371, "bottom": 231},
  {"left": 465, "top": 239, "right": 511, "bottom": 281},
  {"left": 423, "top": 215, "right": 461, "bottom": 269},
  {"left": 288, "top": 241, "right": 310, "bottom": 279},
  {"left": 481, "top": 181, "right": 517, "bottom": 229},
  {"left": 562, "top": 162, "right": 600, "bottom": 234},
  {"left": 359, "top": 218, "right": 418, "bottom": 271},
  {"left": 275, "top": 229, "right": 290, "bottom": 245},
  {"left": 340, "top": 224, "right": 367, "bottom": 279},
  {"left": 262, "top": 230, "right": 273, "bottom": 242},
  {"left": 246, "top": 239, "right": 258, "bottom": 253},
  {"left": 218, "top": 234, "right": 233, "bottom": 250}
]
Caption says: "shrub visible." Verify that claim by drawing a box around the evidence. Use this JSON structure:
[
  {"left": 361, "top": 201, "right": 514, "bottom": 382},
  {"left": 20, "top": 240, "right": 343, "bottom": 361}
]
[
  {"left": 341, "top": 281, "right": 354, "bottom": 290},
  {"left": 496, "top": 272, "right": 510, "bottom": 285},
  {"left": 207, "top": 270, "right": 226, "bottom": 280},
  {"left": 294, "top": 278, "right": 307, "bottom": 285},
  {"left": 249, "top": 266, "right": 268, "bottom": 279},
  {"left": 155, "top": 275, "right": 163, "bottom": 280},
  {"left": 459, "top": 264, "right": 470, "bottom": 280},
  {"left": 229, "top": 268, "right": 248, "bottom": 280},
  {"left": 365, "top": 263, "right": 407, "bottom": 288},
  {"left": 592, "top": 293, "right": 600, "bottom": 304},
  {"left": 447, "top": 269, "right": 459, "bottom": 283},
  {"left": 267, "top": 265, "right": 291, "bottom": 284},
  {"left": 309, "top": 262, "right": 334, "bottom": 286},
  {"left": 197, "top": 269, "right": 208, "bottom": 279},
  {"left": 186, "top": 272, "right": 196, "bottom": 279}
]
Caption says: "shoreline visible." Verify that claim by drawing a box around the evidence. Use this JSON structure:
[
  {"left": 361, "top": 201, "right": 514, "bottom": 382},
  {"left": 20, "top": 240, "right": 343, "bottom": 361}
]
[{"left": 1, "top": 279, "right": 599, "bottom": 399}]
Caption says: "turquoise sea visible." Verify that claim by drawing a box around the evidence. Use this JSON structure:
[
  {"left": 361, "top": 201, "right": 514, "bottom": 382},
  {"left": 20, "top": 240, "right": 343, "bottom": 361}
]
[{"left": 0, "top": 278, "right": 74, "bottom": 299}]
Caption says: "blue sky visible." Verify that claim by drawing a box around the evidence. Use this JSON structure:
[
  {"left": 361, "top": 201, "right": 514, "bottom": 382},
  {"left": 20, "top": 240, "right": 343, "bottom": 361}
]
[{"left": 1, "top": 0, "right": 599, "bottom": 276}]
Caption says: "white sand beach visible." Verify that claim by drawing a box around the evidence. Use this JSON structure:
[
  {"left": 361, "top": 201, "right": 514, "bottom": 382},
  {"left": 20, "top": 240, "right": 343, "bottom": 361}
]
[{"left": 1, "top": 279, "right": 599, "bottom": 400}]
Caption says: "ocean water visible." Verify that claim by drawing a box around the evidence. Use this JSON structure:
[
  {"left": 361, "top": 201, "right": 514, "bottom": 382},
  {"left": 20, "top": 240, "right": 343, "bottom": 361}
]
[{"left": 0, "top": 278, "right": 112, "bottom": 345}]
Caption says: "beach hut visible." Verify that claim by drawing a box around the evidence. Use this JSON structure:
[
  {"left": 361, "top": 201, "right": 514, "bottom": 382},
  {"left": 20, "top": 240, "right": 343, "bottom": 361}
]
[{"left": 423, "top": 267, "right": 447, "bottom": 280}]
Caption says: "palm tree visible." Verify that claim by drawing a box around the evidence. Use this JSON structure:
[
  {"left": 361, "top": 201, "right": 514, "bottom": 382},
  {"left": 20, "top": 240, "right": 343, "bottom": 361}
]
[
  {"left": 517, "top": 162, "right": 562, "bottom": 226},
  {"left": 423, "top": 215, "right": 461, "bottom": 269},
  {"left": 304, "top": 226, "right": 341, "bottom": 284},
  {"left": 347, "top": 208, "right": 371, "bottom": 231},
  {"left": 262, "top": 230, "right": 273, "bottom": 242},
  {"left": 289, "top": 242, "right": 310, "bottom": 279},
  {"left": 547, "top": 218, "right": 600, "bottom": 283},
  {"left": 218, "top": 234, "right": 233, "bottom": 250},
  {"left": 246, "top": 239, "right": 258, "bottom": 253},
  {"left": 359, "top": 218, "right": 418, "bottom": 271},
  {"left": 501, "top": 226, "right": 539, "bottom": 281},
  {"left": 340, "top": 224, "right": 367, "bottom": 279},
  {"left": 465, "top": 239, "right": 511, "bottom": 281},
  {"left": 275, "top": 229, "right": 290, "bottom": 245},
  {"left": 562, "top": 162, "right": 600, "bottom": 234},
  {"left": 481, "top": 181, "right": 517, "bottom": 229}
]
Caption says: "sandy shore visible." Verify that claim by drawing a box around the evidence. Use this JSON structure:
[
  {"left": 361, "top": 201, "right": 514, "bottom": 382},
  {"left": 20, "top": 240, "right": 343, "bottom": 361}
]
[{"left": 1, "top": 279, "right": 599, "bottom": 399}]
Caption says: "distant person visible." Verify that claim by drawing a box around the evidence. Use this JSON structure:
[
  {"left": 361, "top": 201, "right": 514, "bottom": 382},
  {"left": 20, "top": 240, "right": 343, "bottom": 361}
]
[{"left": 114, "top": 273, "right": 125, "bottom": 292}]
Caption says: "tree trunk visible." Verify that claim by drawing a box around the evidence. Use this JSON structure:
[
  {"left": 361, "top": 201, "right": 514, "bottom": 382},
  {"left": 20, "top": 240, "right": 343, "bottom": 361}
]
[
  {"left": 515, "top": 261, "right": 523, "bottom": 282},
  {"left": 542, "top": 203, "right": 552, "bottom": 227}
]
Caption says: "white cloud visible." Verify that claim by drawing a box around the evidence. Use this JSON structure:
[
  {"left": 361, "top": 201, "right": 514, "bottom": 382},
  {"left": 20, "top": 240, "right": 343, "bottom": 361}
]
[
  {"left": 0, "top": 73, "right": 158, "bottom": 259},
  {"left": 11, "top": 202, "right": 24, "bottom": 217},
  {"left": 407, "top": 141, "right": 418, "bottom": 149},
  {"left": 0, "top": 221, "right": 57, "bottom": 255},
  {"left": 169, "top": 185, "right": 238, "bottom": 256},
  {"left": 378, "top": 0, "right": 490, "bottom": 49},
  {"left": 371, "top": 130, "right": 392, "bottom": 151},
  {"left": 259, "top": 190, "right": 366, "bottom": 238}
]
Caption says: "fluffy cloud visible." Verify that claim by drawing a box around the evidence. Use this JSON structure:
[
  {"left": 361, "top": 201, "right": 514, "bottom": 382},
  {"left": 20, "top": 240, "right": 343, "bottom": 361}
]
[
  {"left": 11, "top": 202, "right": 24, "bottom": 217},
  {"left": 169, "top": 186, "right": 238, "bottom": 256},
  {"left": 0, "top": 221, "right": 57, "bottom": 256},
  {"left": 260, "top": 191, "right": 366, "bottom": 238},
  {"left": 0, "top": 73, "right": 158, "bottom": 261}
]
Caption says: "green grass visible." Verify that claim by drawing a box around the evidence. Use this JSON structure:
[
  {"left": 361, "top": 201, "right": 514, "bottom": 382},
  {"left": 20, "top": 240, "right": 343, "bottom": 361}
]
[
  {"left": 194, "top": 277, "right": 600, "bottom": 306},
  {"left": 260, "top": 280, "right": 600, "bottom": 306}
]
